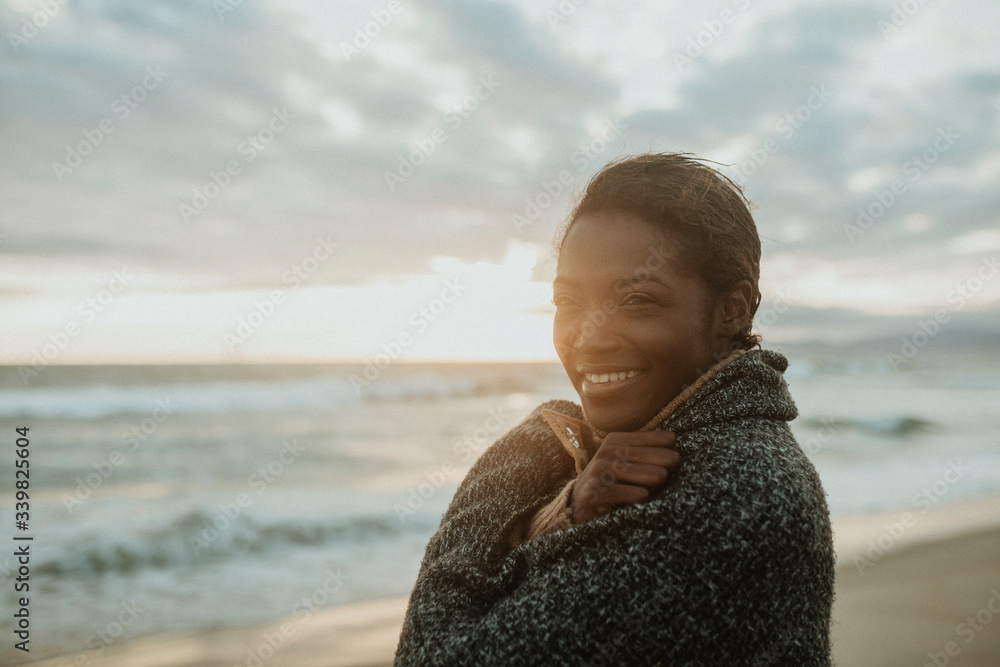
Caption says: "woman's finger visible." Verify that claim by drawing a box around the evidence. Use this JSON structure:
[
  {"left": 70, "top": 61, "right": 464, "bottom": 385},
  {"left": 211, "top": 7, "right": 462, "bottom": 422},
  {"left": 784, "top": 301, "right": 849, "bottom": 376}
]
[
  {"left": 601, "top": 430, "right": 676, "bottom": 449},
  {"left": 608, "top": 462, "right": 670, "bottom": 489}
]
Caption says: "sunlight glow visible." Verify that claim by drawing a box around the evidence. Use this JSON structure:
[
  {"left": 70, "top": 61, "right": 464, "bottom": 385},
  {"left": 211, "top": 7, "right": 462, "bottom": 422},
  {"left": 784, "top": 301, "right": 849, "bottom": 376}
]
[{"left": 0, "top": 241, "right": 558, "bottom": 364}]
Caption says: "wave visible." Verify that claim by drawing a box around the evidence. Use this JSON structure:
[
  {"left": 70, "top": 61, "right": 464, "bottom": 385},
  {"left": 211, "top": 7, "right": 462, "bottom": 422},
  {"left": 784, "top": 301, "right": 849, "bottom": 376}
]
[
  {"left": 933, "top": 375, "right": 1000, "bottom": 390},
  {"left": 0, "top": 373, "right": 479, "bottom": 420},
  {"left": 34, "top": 508, "right": 428, "bottom": 578},
  {"left": 801, "top": 415, "right": 936, "bottom": 437}
]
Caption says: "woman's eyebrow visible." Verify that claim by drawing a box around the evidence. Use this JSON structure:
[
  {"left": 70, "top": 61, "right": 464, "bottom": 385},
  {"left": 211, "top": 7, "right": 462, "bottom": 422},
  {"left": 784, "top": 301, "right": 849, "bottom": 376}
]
[
  {"left": 554, "top": 274, "right": 673, "bottom": 290},
  {"left": 615, "top": 274, "right": 671, "bottom": 289}
]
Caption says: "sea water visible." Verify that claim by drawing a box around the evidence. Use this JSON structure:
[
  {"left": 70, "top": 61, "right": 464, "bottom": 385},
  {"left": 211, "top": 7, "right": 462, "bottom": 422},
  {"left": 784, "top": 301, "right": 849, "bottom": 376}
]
[{"left": 0, "top": 351, "right": 998, "bottom": 663}]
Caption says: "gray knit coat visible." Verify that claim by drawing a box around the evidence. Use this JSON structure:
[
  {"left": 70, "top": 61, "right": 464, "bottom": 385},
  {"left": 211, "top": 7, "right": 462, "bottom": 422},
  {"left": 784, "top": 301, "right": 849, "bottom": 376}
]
[{"left": 395, "top": 349, "right": 835, "bottom": 666}]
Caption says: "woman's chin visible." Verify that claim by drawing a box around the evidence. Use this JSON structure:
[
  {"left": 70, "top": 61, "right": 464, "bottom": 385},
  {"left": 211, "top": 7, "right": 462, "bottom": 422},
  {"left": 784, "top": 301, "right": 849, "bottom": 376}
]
[
  {"left": 576, "top": 374, "right": 655, "bottom": 432},
  {"left": 581, "top": 401, "right": 649, "bottom": 433}
]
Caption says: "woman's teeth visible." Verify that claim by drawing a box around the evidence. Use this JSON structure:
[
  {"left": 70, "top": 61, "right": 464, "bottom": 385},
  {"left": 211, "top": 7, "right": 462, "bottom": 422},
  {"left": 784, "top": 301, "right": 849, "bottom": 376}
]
[{"left": 584, "top": 370, "right": 639, "bottom": 384}]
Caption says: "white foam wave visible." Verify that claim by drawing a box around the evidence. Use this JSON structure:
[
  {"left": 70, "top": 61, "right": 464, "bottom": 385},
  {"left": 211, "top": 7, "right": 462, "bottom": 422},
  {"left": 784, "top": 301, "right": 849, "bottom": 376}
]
[{"left": 0, "top": 373, "right": 477, "bottom": 420}]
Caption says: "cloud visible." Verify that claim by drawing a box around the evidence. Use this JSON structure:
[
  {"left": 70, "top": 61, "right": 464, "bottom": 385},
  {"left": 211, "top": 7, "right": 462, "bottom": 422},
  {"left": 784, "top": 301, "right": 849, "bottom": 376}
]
[
  {"left": 1, "top": 0, "right": 998, "bottom": 360},
  {"left": 607, "top": 1, "right": 999, "bottom": 306},
  {"left": 2, "top": 0, "right": 627, "bottom": 294}
]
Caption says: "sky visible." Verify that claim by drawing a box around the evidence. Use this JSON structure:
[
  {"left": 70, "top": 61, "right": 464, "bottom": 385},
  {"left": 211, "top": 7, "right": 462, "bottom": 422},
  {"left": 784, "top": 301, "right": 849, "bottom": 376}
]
[{"left": 1, "top": 0, "right": 998, "bottom": 364}]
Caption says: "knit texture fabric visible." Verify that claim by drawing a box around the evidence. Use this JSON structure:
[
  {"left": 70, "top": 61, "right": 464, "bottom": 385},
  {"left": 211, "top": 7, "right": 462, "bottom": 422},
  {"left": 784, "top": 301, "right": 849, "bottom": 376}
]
[
  {"left": 521, "top": 349, "right": 749, "bottom": 543},
  {"left": 394, "top": 349, "right": 835, "bottom": 666}
]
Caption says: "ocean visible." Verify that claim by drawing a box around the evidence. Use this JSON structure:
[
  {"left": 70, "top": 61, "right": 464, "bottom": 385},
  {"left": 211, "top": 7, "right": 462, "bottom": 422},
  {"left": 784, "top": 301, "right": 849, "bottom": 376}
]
[{"left": 1, "top": 349, "right": 999, "bottom": 664}]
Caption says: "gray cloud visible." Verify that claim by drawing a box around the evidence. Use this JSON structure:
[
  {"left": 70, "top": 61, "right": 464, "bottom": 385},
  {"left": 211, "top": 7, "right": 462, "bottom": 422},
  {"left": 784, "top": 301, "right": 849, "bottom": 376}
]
[{"left": 1, "top": 0, "right": 997, "bottom": 344}]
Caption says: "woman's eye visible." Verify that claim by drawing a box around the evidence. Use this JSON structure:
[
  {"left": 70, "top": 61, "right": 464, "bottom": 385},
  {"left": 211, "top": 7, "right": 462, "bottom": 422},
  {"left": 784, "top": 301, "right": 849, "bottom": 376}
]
[{"left": 621, "top": 293, "right": 655, "bottom": 307}]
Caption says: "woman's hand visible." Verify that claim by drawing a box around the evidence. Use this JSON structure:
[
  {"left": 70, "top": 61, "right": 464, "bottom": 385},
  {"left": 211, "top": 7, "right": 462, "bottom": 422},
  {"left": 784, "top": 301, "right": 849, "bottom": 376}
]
[{"left": 570, "top": 430, "right": 679, "bottom": 525}]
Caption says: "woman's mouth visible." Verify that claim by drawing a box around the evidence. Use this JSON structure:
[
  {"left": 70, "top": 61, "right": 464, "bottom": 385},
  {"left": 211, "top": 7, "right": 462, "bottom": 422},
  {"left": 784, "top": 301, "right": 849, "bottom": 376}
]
[{"left": 580, "top": 369, "right": 642, "bottom": 397}]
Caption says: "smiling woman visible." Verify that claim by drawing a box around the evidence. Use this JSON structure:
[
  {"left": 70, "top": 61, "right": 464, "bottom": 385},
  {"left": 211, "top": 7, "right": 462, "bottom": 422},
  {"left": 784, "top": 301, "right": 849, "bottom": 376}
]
[
  {"left": 552, "top": 211, "right": 750, "bottom": 432},
  {"left": 395, "top": 153, "right": 835, "bottom": 665}
]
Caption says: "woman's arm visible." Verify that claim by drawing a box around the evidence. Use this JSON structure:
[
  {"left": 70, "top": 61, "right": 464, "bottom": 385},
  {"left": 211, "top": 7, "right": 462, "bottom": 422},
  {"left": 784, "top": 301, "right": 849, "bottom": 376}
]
[
  {"left": 415, "top": 400, "right": 577, "bottom": 572},
  {"left": 396, "top": 422, "right": 834, "bottom": 666}
]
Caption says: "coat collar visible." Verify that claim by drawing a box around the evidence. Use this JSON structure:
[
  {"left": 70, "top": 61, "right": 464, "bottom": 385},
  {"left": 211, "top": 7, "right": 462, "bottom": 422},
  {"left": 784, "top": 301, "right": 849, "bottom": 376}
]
[{"left": 540, "top": 349, "right": 747, "bottom": 470}]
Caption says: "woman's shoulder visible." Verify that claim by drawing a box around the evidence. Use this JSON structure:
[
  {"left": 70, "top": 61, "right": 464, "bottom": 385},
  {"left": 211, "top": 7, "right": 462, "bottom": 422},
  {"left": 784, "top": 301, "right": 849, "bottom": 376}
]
[
  {"left": 684, "top": 419, "right": 824, "bottom": 499},
  {"left": 664, "top": 423, "right": 832, "bottom": 550}
]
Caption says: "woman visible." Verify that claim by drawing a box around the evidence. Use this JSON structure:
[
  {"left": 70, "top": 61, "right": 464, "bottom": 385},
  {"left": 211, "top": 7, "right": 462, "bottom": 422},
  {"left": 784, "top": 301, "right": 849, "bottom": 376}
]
[{"left": 395, "top": 153, "right": 835, "bottom": 665}]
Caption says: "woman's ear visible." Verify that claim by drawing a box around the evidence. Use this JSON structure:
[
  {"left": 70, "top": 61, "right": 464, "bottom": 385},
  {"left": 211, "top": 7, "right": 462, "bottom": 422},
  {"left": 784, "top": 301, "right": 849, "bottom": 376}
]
[{"left": 714, "top": 280, "right": 755, "bottom": 340}]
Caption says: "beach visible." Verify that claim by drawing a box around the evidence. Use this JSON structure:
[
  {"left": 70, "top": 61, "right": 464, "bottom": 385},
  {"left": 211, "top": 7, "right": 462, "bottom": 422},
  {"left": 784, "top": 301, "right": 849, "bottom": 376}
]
[
  {"left": 831, "top": 494, "right": 1000, "bottom": 667},
  {"left": 3, "top": 358, "right": 999, "bottom": 666},
  {"left": 23, "top": 493, "right": 1000, "bottom": 667}
]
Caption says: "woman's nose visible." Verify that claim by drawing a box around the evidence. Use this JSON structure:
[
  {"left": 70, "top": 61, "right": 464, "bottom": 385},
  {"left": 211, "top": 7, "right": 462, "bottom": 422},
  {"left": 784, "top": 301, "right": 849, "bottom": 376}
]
[{"left": 573, "top": 309, "right": 617, "bottom": 351}]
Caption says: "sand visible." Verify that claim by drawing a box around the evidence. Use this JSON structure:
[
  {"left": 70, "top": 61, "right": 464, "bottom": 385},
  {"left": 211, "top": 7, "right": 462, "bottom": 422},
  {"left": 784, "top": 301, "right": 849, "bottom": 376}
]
[
  {"left": 831, "top": 494, "right": 1000, "bottom": 667},
  {"left": 21, "top": 494, "right": 1000, "bottom": 667}
]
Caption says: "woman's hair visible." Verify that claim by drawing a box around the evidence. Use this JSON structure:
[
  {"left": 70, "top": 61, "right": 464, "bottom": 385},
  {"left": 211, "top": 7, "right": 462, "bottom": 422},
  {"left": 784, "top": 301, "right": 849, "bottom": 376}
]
[{"left": 555, "top": 152, "right": 762, "bottom": 351}]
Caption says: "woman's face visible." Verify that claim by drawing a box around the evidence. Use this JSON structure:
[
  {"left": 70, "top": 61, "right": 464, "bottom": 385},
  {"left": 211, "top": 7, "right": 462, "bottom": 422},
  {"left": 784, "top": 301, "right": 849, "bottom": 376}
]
[{"left": 553, "top": 211, "right": 730, "bottom": 432}]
